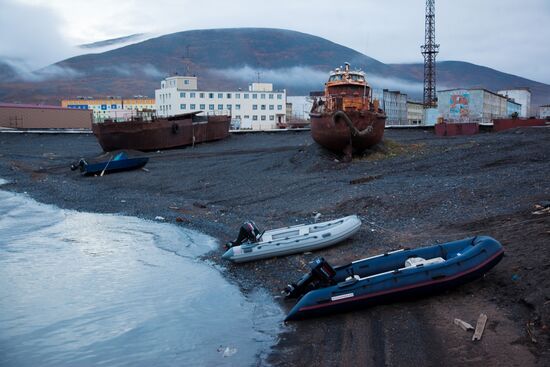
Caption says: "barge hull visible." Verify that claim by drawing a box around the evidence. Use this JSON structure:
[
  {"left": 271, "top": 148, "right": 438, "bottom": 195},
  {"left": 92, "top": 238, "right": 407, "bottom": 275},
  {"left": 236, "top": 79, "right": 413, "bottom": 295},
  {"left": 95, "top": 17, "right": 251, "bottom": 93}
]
[{"left": 92, "top": 115, "right": 230, "bottom": 152}]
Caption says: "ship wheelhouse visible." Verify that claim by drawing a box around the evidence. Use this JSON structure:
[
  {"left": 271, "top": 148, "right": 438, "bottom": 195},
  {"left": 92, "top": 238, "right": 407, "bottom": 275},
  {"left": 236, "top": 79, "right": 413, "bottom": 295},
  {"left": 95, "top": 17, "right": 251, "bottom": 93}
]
[{"left": 324, "top": 63, "right": 372, "bottom": 112}]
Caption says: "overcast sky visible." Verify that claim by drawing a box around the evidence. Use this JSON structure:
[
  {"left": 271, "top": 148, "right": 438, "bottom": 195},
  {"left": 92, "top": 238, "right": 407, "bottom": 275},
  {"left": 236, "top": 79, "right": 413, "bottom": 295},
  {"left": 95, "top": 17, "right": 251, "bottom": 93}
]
[{"left": 1, "top": 0, "right": 549, "bottom": 83}]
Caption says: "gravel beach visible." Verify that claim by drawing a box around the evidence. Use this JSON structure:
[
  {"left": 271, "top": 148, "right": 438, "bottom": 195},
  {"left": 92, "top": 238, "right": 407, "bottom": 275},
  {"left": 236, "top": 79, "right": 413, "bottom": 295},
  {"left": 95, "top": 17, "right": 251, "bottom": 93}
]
[{"left": 0, "top": 127, "right": 549, "bottom": 366}]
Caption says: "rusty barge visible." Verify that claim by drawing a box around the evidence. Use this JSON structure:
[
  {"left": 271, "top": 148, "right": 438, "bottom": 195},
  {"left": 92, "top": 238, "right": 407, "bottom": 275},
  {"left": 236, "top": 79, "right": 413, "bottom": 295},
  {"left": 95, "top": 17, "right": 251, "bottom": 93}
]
[
  {"left": 309, "top": 63, "right": 386, "bottom": 159},
  {"left": 92, "top": 111, "right": 230, "bottom": 152}
]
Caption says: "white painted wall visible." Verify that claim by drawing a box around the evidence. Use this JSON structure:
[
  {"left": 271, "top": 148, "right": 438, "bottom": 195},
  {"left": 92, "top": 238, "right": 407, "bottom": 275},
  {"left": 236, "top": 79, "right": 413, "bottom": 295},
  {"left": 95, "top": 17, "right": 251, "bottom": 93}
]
[
  {"left": 155, "top": 79, "right": 286, "bottom": 130},
  {"left": 498, "top": 89, "right": 531, "bottom": 117}
]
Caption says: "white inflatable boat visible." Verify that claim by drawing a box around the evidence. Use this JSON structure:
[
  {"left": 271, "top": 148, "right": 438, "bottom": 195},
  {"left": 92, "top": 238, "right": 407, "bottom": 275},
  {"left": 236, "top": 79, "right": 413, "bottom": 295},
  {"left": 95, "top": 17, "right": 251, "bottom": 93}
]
[{"left": 222, "top": 215, "right": 361, "bottom": 263}]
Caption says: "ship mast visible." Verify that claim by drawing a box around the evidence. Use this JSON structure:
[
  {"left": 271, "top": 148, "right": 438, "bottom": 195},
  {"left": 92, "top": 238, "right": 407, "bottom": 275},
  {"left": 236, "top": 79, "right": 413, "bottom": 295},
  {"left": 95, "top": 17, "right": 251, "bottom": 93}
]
[{"left": 421, "top": 0, "right": 439, "bottom": 108}]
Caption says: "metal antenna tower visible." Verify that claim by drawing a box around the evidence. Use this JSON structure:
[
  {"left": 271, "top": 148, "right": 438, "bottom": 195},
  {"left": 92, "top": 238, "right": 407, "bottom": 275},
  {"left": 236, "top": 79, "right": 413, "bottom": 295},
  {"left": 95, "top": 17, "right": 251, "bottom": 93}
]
[
  {"left": 421, "top": 0, "right": 439, "bottom": 108},
  {"left": 182, "top": 45, "right": 191, "bottom": 75}
]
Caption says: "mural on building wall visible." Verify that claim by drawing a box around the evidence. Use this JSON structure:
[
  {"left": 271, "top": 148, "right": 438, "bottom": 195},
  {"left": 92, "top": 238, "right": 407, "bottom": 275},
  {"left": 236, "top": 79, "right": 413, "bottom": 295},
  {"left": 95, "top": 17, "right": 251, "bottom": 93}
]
[{"left": 450, "top": 93, "right": 470, "bottom": 118}]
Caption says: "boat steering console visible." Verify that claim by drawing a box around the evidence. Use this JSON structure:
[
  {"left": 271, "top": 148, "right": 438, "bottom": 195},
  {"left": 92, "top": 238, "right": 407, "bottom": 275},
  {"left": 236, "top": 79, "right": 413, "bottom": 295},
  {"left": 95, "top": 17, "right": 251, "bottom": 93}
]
[{"left": 283, "top": 257, "right": 336, "bottom": 299}]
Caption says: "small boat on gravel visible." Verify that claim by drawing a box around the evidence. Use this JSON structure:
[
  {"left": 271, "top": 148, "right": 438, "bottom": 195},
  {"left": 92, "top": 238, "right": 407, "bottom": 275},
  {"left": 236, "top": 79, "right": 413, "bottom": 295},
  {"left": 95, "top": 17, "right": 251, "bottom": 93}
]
[
  {"left": 222, "top": 215, "right": 361, "bottom": 263},
  {"left": 71, "top": 151, "right": 148, "bottom": 176},
  {"left": 283, "top": 236, "right": 504, "bottom": 321}
]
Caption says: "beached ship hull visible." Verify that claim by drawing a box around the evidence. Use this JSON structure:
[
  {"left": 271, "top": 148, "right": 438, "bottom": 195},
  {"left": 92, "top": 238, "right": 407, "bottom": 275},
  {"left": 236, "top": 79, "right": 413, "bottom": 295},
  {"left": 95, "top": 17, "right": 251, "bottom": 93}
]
[
  {"left": 92, "top": 114, "right": 230, "bottom": 152},
  {"left": 310, "top": 110, "right": 386, "bottom": 153}
]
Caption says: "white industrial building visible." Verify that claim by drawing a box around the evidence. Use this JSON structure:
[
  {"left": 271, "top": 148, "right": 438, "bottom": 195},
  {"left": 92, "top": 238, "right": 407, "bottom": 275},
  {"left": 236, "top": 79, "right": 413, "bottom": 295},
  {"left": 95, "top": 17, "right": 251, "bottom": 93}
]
[
  {"left": 372, "top": 89, "right": 408, "bottom": 126},
  {"left": 155, "top": 75, "right": 286, "bottom": 130},
  {"left": 497, "top": 88, "right": 531, "bottom": 117},
  {"left": 437, "top": 88, "right": 521, "bottom": 124},
  {"left": 406, "top": 101, "right": 424, "bottom": 125},
  {"left": 539, "top": 105, "right": 550, "bottom": 119}
]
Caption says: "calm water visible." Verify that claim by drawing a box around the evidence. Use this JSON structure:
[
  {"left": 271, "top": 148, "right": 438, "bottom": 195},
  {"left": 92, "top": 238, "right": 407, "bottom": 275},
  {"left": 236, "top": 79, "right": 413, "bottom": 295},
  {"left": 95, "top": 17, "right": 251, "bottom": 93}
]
[{"left": 0, "top": 187, "right": 282, "bottom": 366}]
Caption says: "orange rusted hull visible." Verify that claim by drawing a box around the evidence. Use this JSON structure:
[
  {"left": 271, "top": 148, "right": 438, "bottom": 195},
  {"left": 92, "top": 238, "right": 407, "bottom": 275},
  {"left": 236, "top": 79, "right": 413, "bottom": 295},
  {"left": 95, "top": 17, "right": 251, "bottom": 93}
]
[
  {"left": 92, "top": 114, "right": 230, "bottom": 152},
  {"left": 310, "top": 110, "right": 386, "bottom": 153}
]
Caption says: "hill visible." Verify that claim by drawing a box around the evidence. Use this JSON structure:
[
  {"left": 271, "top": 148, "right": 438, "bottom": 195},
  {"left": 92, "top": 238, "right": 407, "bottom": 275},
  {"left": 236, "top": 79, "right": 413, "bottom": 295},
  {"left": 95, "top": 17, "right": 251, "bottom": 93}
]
[{"left": 0, "top": 28, "right": 548, "bottom": 108}]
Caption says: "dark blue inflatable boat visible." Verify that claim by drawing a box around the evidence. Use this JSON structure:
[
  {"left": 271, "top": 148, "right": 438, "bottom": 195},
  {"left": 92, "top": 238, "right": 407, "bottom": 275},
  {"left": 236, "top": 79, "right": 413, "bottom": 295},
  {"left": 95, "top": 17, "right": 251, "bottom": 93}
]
[
  {"left": 283, "top": 236, "right": 504, "bottom": 321},
  {"left": 71, "top": 152, "right": 149, "bottom": 176}
]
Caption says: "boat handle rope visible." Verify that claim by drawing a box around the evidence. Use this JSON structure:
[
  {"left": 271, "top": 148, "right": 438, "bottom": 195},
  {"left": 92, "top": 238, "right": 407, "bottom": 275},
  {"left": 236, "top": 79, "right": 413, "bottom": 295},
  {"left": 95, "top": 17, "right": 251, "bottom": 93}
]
[{"left": 333, "top": 110, "right": 374, "bottom": 137}]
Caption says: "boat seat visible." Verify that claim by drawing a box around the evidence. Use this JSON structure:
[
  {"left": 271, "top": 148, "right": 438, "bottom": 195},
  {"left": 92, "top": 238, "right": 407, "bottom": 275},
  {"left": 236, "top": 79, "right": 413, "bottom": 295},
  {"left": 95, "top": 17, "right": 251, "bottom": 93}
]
[{"left": 405, "top": 256, "right": 445, "bottom": 268}]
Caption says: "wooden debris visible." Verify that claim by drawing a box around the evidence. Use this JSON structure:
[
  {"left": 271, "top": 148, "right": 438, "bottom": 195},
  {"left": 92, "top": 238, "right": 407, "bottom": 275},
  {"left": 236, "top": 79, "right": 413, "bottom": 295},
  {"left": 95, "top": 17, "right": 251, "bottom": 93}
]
[
  {"left": 472, "top": 313, "right": 488, "bottom": 341},
  {"left": 454, "top": 318, "right": 474, "bottom": 331},
  {"left": 526, "top": 322, "right": 537, "bottom": 344},
  {"left": 349, "top": 174, "right": 381, "bottom": 185}
]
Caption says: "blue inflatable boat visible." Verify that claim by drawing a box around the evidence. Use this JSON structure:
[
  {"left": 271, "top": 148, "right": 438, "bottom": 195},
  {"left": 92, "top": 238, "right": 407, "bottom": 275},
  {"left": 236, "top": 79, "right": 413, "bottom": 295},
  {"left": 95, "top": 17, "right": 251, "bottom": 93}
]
[
  {"left": 71, "top": 152, "right": 149, "bottom": 176},
  {"left": 283, "top": 236, "right": 504, "bottom": 321}
]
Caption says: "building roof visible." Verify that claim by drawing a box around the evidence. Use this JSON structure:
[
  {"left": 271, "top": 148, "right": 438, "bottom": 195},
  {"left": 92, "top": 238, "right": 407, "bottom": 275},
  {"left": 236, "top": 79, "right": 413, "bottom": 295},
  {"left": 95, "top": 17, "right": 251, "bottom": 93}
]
[
  {"left": 437, "top": 87, "right": 513, "bottom": 100},
  {"left": 0, "top": 102, "right": 76, "bottom": 111}
]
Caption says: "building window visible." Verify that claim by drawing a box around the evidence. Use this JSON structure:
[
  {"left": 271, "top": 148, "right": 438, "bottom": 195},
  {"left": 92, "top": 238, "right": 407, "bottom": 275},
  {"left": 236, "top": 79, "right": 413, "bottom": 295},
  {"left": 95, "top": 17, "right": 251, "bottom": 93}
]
[
  {"left": 200, "top": 104, "right": 205, "bottom": 109},
  {"left": 209, "top": 93, "right": 214, "bottom": 98},
  {"left": 244, "top": 115, "right": 250, "bottom": 119},
  {"left": 218, "top": 104, "right": 223, "bottom": 110},
  {"left": 253, "top": 115, "right": 258, "bottom": 121},
  {"left": 261, "top": 94, "right": 266, "bottom": 99},
  {"left": 252, "top": 94, "right": 257, "bottom": 99},
  {"left": 261, "top": 105, "right": 266, "bottom": 110},
  {"left": 235, "top": 104, "right": 241, "bottom": 110},
  {"left": 253, "top": 105, "right": 258, "bottom": 110},
  {"left": 277, "top": 94, "right": 282, "bottom": 99},
  {"left": 244, "top": 94, "right": 249, "bottom": 99},
  {"left": 226, "top": 104, "right": 231, "bottom": 110},
  {"left": 180, "top": 104, "right": 186, "bottom": 109},
  {"left": 269, "top": 115, "right": 275, "bottom": 120},
  {"left": 269, "top": 94, "right": 274, "bottom": 99},
  {"left": 184, "top": 79, "right": 190, "bottom": 85},
  {"left": 236, "top": 115, "right": 241, "bottom": 119},
  {"left": 236, "top": 93, "right": 240, "bottom": 99},
  {"left": 199, "top": 93, "right": 204, "bottom": 98},
  {"left": 180, "top": 92, "right": 186, "bottom": 98},
  {"left": 209, "top": 104, "right": 215, "bottom": 110},
  {"left": 190, "top": 104, "right": 196, "bottom": 109},
  {"left": 111, "top": 104, "right": 117, "bottom": 109},
  {"left": 190, "top": 92, "right": 196, "bottom": 98},
  {"left": 269, "top": 105, "right": 274, "bottom": 110},
  {"left": 277, "top": 105, "right": 283, "bottom": 110},
  {"left": 226, "top": 93, "right": 232, "bottom": 98},
  {"left": 218, "top": 93, "right": 223, "bottom": 98},
  {"left": 261, "top": 115, "right": 266, "bottom": 121}
]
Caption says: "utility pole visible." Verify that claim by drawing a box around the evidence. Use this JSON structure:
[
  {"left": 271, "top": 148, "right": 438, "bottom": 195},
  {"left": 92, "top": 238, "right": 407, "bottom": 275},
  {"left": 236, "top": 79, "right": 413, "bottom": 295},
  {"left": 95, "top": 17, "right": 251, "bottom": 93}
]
[{"left": 421, "top": 0, "right": 439, "bottom": 108}]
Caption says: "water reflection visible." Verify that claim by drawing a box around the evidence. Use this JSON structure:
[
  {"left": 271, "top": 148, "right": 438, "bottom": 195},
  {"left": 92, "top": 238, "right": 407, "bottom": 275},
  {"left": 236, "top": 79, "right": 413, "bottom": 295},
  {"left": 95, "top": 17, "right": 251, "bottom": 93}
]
[{"left": 0, "top": 190, "right": 282, "bottom": 366}]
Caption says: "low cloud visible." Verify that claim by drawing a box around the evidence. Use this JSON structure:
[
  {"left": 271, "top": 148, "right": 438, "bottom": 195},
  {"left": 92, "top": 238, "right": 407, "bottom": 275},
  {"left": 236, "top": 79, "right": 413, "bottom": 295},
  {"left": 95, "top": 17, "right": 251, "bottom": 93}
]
[
  {"left": 210, "top": 65, "right": 327, "bottom": 89},
  {"left": 2, "top": 59, "right": 82, "bottom": 82},
  {"left": 142, "top": 64, "right": 164, "bottom": 78},
  {"left": 0, "top": 0, "right": 79, "bottom": 71},
  {"left": 212, "top": 65, "right": 425, "bottom": 95},
  {"left": 367, "top": 75, "right": 424, "bottom": 93}
]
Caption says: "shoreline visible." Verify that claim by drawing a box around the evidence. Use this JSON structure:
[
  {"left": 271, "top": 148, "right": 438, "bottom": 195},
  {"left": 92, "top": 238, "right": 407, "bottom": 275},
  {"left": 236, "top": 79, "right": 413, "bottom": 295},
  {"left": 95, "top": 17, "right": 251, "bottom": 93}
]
[{"left": 0, "top": 128, "right": 548, "bottom": 366}]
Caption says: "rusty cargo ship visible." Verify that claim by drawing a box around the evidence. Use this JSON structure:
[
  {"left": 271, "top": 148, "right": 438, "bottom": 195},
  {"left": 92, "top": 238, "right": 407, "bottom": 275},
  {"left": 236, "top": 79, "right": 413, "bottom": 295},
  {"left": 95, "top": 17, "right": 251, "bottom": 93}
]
[
  {"left": 309, "top": 63, "right": 386, "bottom": 159},
  {"left": 92, "top": 111, "right": 230, "bottom": 152}
]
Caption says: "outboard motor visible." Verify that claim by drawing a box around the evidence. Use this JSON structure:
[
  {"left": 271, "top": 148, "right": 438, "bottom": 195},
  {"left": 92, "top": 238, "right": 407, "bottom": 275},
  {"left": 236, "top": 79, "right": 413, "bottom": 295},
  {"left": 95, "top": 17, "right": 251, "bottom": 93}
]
[
  {"left": 70, "top": 158, "right": 87, "bottom": 172},
  {"left": 225, "top": 220, "right": 263, "bottom": 249},
  {"left": 283, "top": 257, "right": 336, "bottom": 299}
]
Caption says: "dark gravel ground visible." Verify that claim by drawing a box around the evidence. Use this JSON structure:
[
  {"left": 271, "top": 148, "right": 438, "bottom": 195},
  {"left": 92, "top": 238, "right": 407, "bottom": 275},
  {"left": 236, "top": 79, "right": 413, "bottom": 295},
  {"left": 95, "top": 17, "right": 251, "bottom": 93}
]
[{"left": 0, "top": 127, "right": 549, "bottom": 366}]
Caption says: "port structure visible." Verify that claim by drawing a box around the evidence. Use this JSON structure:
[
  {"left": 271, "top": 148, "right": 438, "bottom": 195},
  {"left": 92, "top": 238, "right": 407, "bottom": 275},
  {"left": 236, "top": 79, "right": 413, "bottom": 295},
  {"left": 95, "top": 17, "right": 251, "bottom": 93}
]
[{"left": 421, "top": 0, "right": 439, "bottom": 108}]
